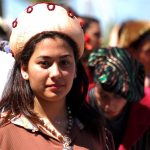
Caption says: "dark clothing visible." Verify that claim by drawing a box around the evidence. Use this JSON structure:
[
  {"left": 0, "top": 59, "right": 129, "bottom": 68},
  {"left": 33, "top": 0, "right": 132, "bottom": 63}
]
[{"left": 106, "top": 104, "right": 130, "bottom": 149}]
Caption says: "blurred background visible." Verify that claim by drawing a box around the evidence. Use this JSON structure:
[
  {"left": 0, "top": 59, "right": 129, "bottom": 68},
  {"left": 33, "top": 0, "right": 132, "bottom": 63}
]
[{"left": 0, "top": 0, "right": 150, "bottom": 44}]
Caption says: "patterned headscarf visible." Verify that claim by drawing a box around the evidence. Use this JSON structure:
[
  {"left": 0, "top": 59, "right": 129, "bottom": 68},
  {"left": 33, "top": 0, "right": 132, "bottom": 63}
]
[{"left": 88, "top": 47, "right": 145, "bottom": 102}]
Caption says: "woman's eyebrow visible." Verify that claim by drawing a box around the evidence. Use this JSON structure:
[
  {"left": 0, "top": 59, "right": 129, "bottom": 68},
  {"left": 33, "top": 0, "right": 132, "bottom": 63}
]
[
  {"left": 60, "top": 54, "right": 72, "bottom": 59},
  {"left": 36, "top": 54, "right": 72, "bottom": 59}
]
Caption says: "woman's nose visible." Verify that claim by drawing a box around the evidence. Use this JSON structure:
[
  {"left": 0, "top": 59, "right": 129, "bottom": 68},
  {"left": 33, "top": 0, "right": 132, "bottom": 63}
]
[{"left": 48, "top": 63, "right": 62, "bottom": 79}]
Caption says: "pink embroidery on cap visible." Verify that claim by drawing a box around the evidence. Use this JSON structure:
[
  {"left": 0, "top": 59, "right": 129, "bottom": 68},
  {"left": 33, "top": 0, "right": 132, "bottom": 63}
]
[
  {"left": 12, "top": 19, "right": 17, "bottom": 28},
  {"left": 68, "top": 11, "right": 74, "bottom": 18},
  {"left": 26, "top": 6, "right": 33, "bottom": 13},
  {"left": 47, "top": 3, "right": 55, "bottom": 11}
]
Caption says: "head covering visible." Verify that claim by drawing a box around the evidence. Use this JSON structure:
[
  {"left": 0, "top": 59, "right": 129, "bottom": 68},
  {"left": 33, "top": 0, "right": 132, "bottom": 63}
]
[
  {"left": 88, "top": 47, "right": 145, "bottom": 102},
  {"left": 118, "top": 20, "right": 150, "bottom": 48},
  {"left": 9, "top": 2, "right": 84, "bottom": 58}
]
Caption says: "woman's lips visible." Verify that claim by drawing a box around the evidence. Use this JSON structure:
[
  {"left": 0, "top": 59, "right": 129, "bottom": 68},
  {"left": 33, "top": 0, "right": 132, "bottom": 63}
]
[
  {"left": 46, "top": 84, "right": 64, "bottom": 90},
  {"left": 105, "top": 109, "right": 116, "bottom": 116}
]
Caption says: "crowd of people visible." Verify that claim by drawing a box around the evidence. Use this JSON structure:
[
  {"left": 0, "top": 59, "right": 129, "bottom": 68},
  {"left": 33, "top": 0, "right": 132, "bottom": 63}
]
[{"left": 0, "top": 1, "right": 150, "bottom": 150}]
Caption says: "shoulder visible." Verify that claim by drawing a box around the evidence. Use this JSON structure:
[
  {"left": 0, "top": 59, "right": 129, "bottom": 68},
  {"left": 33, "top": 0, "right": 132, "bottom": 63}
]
[
  {"left": 72, "top": 120, "right": 115, "bottom": 150},
  {"left": 0, "top": 123, "right": 19, "bottom": 146},
  {"left": 0, "top": 122, "right": 34, "bottom": 141},
  {"left": 71, "top": 119, "right": 100, "bottom": 149},
  {"left": 0, "top": 122, "right": 41, "bottom": 149},
  {"left": 137, "top": 87, "right": 150, "bottom": 108},
  {"left": 0, "top": 123, "right": 23, "bottom": 137}
]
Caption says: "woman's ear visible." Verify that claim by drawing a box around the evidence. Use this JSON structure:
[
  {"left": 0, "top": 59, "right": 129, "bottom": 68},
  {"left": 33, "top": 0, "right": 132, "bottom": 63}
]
[{"left": 21, "top": 65, "right": 29, "bottom": 80}]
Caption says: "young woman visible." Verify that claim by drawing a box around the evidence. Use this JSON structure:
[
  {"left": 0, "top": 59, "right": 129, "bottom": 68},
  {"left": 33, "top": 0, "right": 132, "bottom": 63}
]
[
  {"left": 87, "top": 47, "right": 150, "bottom": 150},
  {"left": 79, "top": 16, "right": 102, "bottom": 84},
  {"left": 0, "top": 3, "right": 114, "bottom": 150}
]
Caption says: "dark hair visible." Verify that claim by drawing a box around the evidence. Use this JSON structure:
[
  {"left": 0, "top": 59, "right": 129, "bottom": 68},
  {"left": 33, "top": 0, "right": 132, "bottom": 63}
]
[
  {"left": 80, "top": 16, "right": 100, "bottom": 33},
  {"left": 0, "top": 18, "right": 11, "bottom": 41},
  {"left": 129, "top": 29, "right": 150, "bottom": 50},
  {"left": 0, "top": 31, "right": 105, "bottom": 139},
  {"left": 0, "top": 27, "right": 9, "bottom": 41}
]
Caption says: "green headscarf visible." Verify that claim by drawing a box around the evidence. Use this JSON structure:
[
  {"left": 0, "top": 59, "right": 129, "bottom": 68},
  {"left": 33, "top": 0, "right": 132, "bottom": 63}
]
[{"left": 88, "top": 47, "right": 145, "bottom": 102}]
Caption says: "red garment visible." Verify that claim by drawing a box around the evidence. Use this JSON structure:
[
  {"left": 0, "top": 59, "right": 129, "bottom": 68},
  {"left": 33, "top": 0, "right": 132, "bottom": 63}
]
[{"left": 119, "top": 87, "right": 150, "bottom": 150}]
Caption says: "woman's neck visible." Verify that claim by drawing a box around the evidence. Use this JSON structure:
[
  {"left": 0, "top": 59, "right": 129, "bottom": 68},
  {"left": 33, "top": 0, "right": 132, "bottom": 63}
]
[
  {"left": 33, "top": 97, "right": 67, "bottom": 121},
  {"left": 33, "top": 97, "right": 73, "bottom": 135}
]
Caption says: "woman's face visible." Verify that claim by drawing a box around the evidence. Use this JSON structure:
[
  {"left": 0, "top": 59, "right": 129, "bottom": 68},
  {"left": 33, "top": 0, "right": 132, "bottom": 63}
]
[
  {"left": 21, "top": 37, "right": 76, "bottom": 103},
  {"left": 95, "top": 86, "right": 127, "bottom": 120},
  {"left": 85, "top": 22, "right": 101, "bottom": 50},
  {"left": 138, "top": 38, "right": 150, "bottom": 74}
]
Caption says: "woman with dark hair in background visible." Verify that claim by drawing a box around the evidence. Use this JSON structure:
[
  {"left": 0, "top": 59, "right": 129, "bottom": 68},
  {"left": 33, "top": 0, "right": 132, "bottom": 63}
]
[{"left": 79, "top": 16, "right": 102, "bottom": 84}]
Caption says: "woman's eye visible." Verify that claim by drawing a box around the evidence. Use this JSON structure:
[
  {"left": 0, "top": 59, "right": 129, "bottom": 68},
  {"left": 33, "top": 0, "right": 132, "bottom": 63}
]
[
  {"left": 39, "top": 61, "right": 50, "bottom": 68},
  {"left": 115, "top": 95, "right": 121, "bottom": 99},
  {"left": 100, "top": 93, "right": 110, "bottom": 99},
  {"left": 101, "top": 95, "right": 109, "bottom": 99},
  {"left": 60, "top": 59, "right": 71, "bottom": 67}
]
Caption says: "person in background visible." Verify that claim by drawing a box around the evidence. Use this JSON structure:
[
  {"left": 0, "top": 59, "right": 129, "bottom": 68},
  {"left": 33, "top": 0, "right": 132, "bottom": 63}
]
[
  {"left": 0, "top": 3, "right": 114, "bottom": 150},
  {"left": 0, "top": 41, "right": 14, "bottom": 99},
  {"left": 79, "top": 16, "right": 102, "bottom": 83},
  {"left": 0, "top": 17, "right": 13, "bottom": 99},
  {"left": 109, "top": 20, "right": 150, "bottom": 87},
  {"left": 87, "top": 47, "right": 150, "bottom": 150},
  {"left": 81, "top": 16, "right": 102, "bottom": 52},
  {"left": 0, "top": 17, "right": 11, "bottom": 42}
]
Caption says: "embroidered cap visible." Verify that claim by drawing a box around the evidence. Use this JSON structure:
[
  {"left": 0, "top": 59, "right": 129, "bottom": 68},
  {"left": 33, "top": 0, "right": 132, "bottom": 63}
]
[{"left": 9, "top": 3, "right": 84, "bottom": 58}]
